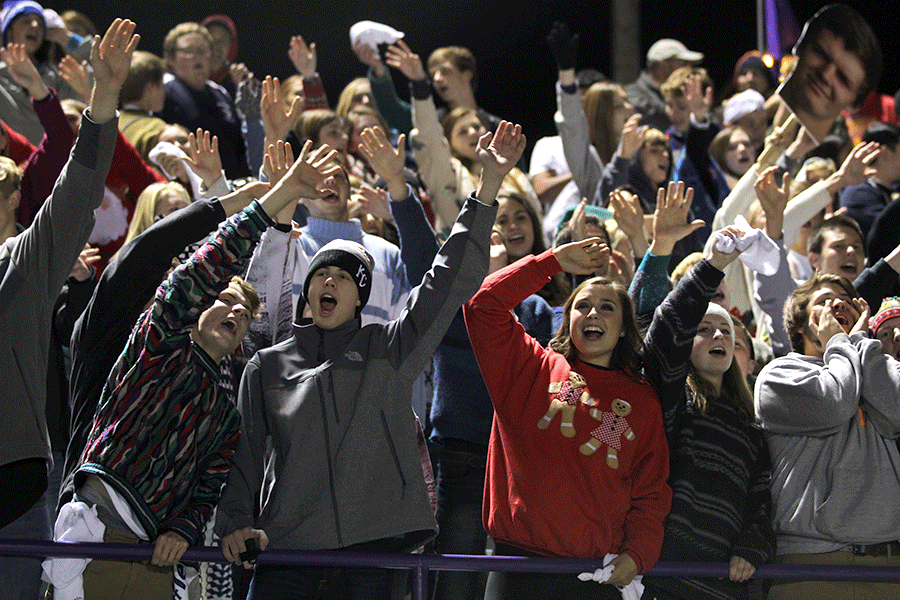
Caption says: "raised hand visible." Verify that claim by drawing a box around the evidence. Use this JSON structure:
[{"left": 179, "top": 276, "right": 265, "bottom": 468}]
[
  {"left": 262, "top": 140, "right": 295, "bottom": 186},
  {"left": 90, "top": 18, "right": 139, "bottom": 123},
  {"left": 649, "top": 181, "right": 703, "bottom": 255},
  {"left": 683, "top": 72, "right": 711, "bottom": 121},
  {"left": 609, "top": 188, "right": 644, "bottom": 241},
  {"left": 618, "top": 113, "right": 643, "bottom": 159},
  {"left": 352, "top": 40, "right": 385, "bottom": 77},
  {"left": 475, "top": 121, "right": 526, "bottom": 204},
  {"left": 261, "top": 75, "right": 302, "bottom": 145},
  {"left": 58, "top": 54, "right": 92, "bottom": 102},
  {"left": 68, "top": 245, "right": 100, "bottom": 282},
  {"left": 553, "top": 237, "right": 609, "bottom": 275},
  {"left": 1, "top": 43, "right": 49, "bottom": 100},
  {"left": 359, "top": 126, "right": 408, "bottom": 198},
  {"left": 849, "top": 297, "right": 870, "bottom": 336},
  {"left": 489, "top": 230, "right": 508, "bottom": 274},
  {"left": 753, "top": 166, "right": 790, "bottom": 239},
  {"left": 545, "top": 21, "right": 579, "bottom": 71},
  {"left": 186, "top": 129, "right": 224, "bottom": 189},
  {"left": 288, "top": 35, "right": 316, "bottom": 77},
  {"left": 229, "top": 62, "right": 252, "bottom": 86},
  {"left": 707, "top": 225, "right": 745, "bottom": 271},
  {"left": 384, "top": 40, "right": 426, "bottom": 81},
  {"left": 357, "top": 183, "right": 393, "bottom": 222},
  {"left": 834, "top": 140, "right": 880, "bottom": 190},
  {"left": 757, "top": 113, "right": 799, "bottom": 170},
  {"left": 566, "top": 198, "right": 591, "bottom": 242}
]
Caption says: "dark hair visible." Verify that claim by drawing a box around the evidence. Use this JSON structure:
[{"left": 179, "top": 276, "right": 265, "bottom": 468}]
[
  {"left": 120, "top": 51, "right": 165, "bottom": 105},
  {"left": 441, "top": 107, "right": 489, "bottom": 171},
  {"left": 794, "top": 4, "right": 882, "bottom": 106},
  {"left": 549, "top": 277, "right": 644, "bottom": 374},
  {"left": 784, "top": 271, "right": 859, "bottom": 354},
  {"left": 496, "top": 191, "right": 546, "bottom": 257},
  {"left": 863, "top": 121, "right": 900, "bottom": 153},
  {"left": 807, "top": 214, "right": 864, "bottom": 255}
]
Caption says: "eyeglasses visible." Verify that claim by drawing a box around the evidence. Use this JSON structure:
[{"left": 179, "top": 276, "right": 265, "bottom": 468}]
[{"left": 175, "top": 46, "right": 211, "bottom": 57}]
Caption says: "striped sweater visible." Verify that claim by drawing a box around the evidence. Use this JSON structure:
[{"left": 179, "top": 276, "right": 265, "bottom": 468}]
[
  {"left": 641, "top": 259, "right": 775, "bottom": 600},
  {"left": 77, "top": 202, "right": 272, "bottom": 544}
]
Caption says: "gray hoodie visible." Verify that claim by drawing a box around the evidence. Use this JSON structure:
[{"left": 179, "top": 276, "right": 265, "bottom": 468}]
[{"left": 755, "top": 332, "right": 900, "bottom": 555}]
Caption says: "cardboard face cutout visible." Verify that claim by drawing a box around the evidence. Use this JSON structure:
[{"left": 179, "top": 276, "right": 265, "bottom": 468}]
[{"left": 776, "top": 4, "right": 879, "bottom": 144}]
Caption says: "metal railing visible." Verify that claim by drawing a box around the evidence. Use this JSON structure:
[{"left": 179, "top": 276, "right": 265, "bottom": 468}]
[{"left": 7, "top": 539, "right": 900, "bottom": 599}]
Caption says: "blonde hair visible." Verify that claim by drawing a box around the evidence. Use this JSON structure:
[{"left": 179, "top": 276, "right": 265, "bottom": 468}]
[
  {"left": 123, "top": 182, "right": 190, "bottom": 245},
  {"left": 336, "top": 78, "right": 372, "bottom": 120},
  {"left": 0, "top": 156, "right": 22, "bottom": 200}
]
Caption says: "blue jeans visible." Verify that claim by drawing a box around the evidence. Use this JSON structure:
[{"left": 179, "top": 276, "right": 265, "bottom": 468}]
[
  {"left": 431, "top": 444, "right": 489, "bottom": 600},
  {"left": 248, "top": 564, "right": 393, "bottom": 600},
  {"left": 0, "top": 490, "right": 51, "bottom": 600}
]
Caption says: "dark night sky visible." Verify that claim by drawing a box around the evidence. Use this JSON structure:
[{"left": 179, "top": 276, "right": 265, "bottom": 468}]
[{"left": 44, "top": 1, "right": 898, "bottom": 157}]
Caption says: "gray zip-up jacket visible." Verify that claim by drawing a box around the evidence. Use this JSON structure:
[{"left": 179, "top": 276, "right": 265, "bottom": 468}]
[
  {"left": 216, "top": 194, "right": 495, "bottom": 551},
  {"left": 755, "top": 332, "right": 900, "bottom": 555},
  {"left": 0, "top": 112, "right": 116, "bottom": 468}
]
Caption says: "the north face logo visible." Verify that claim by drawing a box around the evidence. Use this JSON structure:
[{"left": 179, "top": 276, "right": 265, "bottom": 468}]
[{"left": 344, "top": 350, "right": 363, "bottom": 361}]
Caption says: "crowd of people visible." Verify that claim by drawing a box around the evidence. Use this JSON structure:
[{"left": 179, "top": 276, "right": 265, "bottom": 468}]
[{"left": 1, "top": 2, "right": 900, "bottom": 600}]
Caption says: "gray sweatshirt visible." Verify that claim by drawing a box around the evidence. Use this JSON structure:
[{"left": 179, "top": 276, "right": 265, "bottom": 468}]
[{"left": 755, "top": 332, "right": 900, "bottom": 555}]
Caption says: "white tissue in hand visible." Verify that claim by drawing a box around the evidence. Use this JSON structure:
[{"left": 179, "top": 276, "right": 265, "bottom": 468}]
[
  {"left": 349, "top": 21, "right": 404, "bottom": 51},
  {"left": 713, "top": 215, "right": 781, "bottom": 276}
]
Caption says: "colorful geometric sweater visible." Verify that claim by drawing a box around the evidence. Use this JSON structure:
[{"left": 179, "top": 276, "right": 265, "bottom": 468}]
[
  {"left": 76, "top": 202, "right": 272, "bottom": 544},
  {"left": 641, "top": 259, "right": 775, "bottom": 600}
]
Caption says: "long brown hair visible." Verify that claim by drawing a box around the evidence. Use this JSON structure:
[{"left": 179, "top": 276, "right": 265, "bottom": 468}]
[
  {"left": 549, "top": 277, "right": 644, "bottom": 375},
  {"left": 686, "top": 360, "right": 755, "bottom": 425}
]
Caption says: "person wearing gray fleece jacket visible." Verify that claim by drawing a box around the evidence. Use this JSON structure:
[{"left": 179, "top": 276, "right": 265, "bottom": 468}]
[
  {"left": 215, "top": 121, "right": 525, "bottom": 600},
  {"left": 755, "top": 271, "right": 900, "bottom": 600}
]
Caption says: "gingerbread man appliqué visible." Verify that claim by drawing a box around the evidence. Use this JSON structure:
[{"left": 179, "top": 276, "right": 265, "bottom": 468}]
[
  {"left": 579, "top": 398, "right": 635, "bottom": 468},
  {"left": 539, "top": 372, "right": 597, "bottom": 437}
]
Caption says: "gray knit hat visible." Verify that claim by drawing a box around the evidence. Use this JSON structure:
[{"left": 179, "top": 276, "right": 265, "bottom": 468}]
[{"left": 303, "top": 240, "right": 375, "bottom": 317}]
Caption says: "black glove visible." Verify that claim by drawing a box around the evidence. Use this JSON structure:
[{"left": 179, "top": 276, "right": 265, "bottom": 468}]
[{"left": 546, "top": 21, "right": 579, "bottom": 71}]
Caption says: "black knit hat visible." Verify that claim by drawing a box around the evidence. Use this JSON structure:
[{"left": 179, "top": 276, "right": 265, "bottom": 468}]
[{"left": 303, "top": 240, "right": 375, "bottom": 317}]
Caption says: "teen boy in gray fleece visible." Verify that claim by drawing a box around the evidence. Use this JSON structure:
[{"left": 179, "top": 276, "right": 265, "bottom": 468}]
[
  {"left": 755, "top": 271, "right": 900, "bottom": 600},
  {"left": 215, "top": 121, "right": 526, "bottom": 599}
]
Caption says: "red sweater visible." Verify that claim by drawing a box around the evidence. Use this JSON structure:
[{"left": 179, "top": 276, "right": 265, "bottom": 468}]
[{"left": 463, "top": 250, "right": 671, "bottom": 572}]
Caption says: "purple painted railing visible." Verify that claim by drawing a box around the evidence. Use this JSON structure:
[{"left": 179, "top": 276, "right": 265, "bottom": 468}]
[{"left": 6, "top": 539, "right": 900, "bottom": 599}]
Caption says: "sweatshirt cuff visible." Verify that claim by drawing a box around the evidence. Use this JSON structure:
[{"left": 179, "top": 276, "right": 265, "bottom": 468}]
[{"left": 410, "top": 79, "right": 432, "bottom": 100}]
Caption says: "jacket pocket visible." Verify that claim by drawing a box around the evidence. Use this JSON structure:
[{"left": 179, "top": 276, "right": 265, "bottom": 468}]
[{"left": 380, "top": 410, "right": 407, "bottom": 500}]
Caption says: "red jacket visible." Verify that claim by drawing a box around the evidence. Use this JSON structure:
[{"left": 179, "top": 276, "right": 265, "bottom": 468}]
[{"left": 463, "top": 250, "right": 671, "bottom": 572}]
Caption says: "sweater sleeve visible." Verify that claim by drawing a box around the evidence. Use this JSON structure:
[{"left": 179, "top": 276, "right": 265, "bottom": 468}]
[
  {"left": 854, "top": 259, "right": 899, "bottom": 312},
  {"left": 17, "top": 88, "right": 75, "bottom": 227},
  {"left": 464, "top": 250, "right": 561, "bottom": 410},
  {"left": 629, "top": 252, "right": 672, "bottom": 320},
  {"left": 390, "top": 186, "right": 439, "bottom": 290},
  {"left": 149, "top": 202, "right": 272, "bottom": 347},
  {"left": 854, "top": 332, "right": 900, "bottom": 438},
  {"left": 782, "top": 180, "right": 833, "bottom": 250},
  {"left": 755, "top": 334, "right": 864, "bottom": 435},
  {"left": 410, "top": 94, "right": 467, "bottom": 232},
  {"left": 643, "top": 259, "right": 723, "bottom": 438},
  {"left": 556, "top": 82, "right": 603, "bottom": 201},
  {"left": 596, "top": 154, "right": 631, "bottom": 206},
  {"left": 368, "top": 68, "right": 413, "bottom": 135},
  {"left": 302, "top": 74, "right": 329, "bottom": 110}
]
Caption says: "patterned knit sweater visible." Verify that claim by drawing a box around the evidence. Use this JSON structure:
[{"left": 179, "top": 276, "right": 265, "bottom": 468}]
[
  {"left": 641, "top": 259, "right": 775, "bottom": 600},
  {"left": 77, "top": 202, "right": 272, "bottom": 544}
]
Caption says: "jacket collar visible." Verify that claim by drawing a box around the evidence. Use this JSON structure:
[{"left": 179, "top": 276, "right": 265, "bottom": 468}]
[{"left": 293, "top": 317, "right": 360, "bottom": 363}]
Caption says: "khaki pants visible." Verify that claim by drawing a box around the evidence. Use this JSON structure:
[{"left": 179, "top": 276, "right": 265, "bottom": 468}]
[
  {"left": 767, "top": 550, "right": 900, "bottom": 600},
  {"left": 80, "top": 527, "right": 173, "bottom": 600}
]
